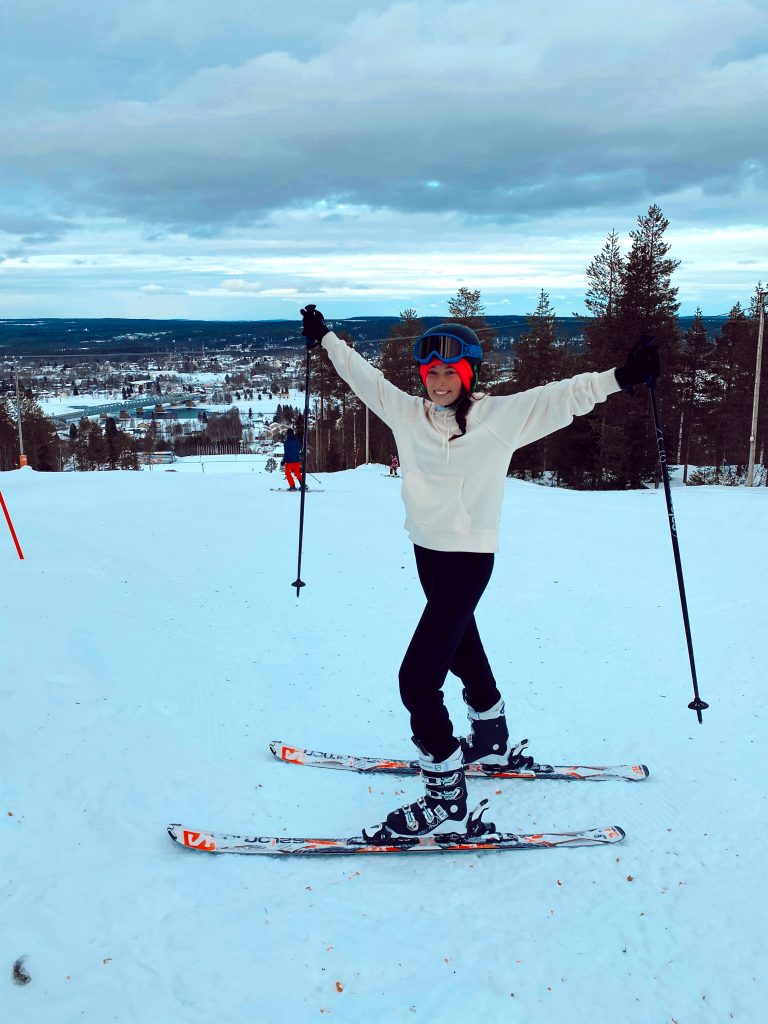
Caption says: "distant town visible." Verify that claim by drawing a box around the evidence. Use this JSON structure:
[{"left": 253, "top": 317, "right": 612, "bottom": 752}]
[
  {"left": 0, "top": 309, "right": 756, "bottom": 486},
  {"left": 0, "top": 344, "right": 309, "bottom": 471}
]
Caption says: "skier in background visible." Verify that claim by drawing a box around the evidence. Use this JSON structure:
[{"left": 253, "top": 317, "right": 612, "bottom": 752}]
[
  {"left": 389, "top": 455, "right": 399, "bottom": 477},
  {"left": 300, "top": 304, "right": 659, "bottom": 843},
  {"left": 282, "top": 428, "right": 303, "bottom": 490}
]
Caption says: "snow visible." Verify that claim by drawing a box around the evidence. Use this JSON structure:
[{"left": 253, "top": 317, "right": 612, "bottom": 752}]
[
  {"left": 36, "top": 382, "right": 302, "bottom": 419},
  {"left": 1, "top": 463, "right": 766, "bottom": 1023}
]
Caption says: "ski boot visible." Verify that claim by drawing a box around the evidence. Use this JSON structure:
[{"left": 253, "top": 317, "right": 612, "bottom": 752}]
[
  {"left": 363, "top": 746, "right": 493, "bottom": 844},
  {"left": 459, "top": 696, "right": 535, "bottom": 772}
]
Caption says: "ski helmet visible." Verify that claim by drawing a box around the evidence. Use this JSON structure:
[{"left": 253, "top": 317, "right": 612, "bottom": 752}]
[{"left": 414, "top": 323, "right": 483, "bottom": 392}]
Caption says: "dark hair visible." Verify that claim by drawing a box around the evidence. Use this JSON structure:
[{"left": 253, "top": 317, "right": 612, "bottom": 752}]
[{"left": 449, "top": 390, "right": 474, "bottom": 441}]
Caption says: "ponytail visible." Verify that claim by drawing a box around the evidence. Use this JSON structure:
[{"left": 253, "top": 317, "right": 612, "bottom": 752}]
[{"left": 449, "top": 390, "right": 474, "bottom": 441}]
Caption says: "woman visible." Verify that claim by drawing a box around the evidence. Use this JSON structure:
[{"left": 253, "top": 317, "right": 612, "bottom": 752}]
[{"left": 300, "top": 304, "right": 658, "bottom": 842}]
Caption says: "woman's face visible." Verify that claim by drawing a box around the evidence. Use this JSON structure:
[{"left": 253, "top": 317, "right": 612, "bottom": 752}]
[{"left": 424, "top": 362, "right": 463, "bottom": 406}]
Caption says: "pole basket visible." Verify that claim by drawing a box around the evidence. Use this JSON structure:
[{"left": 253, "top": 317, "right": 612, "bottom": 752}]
[{"left": 688, "top": 697, "right": 710, "bottom": 724}]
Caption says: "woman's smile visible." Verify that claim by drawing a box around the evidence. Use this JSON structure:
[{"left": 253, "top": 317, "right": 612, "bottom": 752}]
[{"left": 425, "top": 364, "right": 462, "bottom": 405}]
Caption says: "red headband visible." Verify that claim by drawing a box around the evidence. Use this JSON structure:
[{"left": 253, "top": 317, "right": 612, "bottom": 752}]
[{"left": 419, "top": 357, "right": 474, "bottom": 393}]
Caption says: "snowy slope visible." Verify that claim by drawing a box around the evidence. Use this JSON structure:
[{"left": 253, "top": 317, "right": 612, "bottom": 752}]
[{"left": 1, "top": 464, "right": 766, "bottom": 1024}]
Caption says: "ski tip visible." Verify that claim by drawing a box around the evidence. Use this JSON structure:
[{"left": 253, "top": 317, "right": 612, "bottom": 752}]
[
  {"left": 269, "top": 740, "right": 288, "bottom": 760},
  {"left": 167, "top": 824, "right": 218, "bottom": 852},
  {"left": 596, "top": 825, "right": 626, "bottom": 843},
  {"left": 268, "top": 741, "right": 308, "bottom": 766}
]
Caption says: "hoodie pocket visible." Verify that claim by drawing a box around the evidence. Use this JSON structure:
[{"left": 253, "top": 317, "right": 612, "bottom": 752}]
[{"left": 402, "top": 471, "right": 472, "bottom": 535}]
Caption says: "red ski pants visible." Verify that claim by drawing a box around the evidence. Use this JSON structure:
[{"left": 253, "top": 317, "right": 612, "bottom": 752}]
[{"left": 284, "top": 462, "right": 303, "bottom": 487}]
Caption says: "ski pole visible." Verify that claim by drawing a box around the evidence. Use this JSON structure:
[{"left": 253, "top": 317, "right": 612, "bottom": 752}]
[
  {"left": 646, "top": 373, "right": 708, "bottom": 723},
  {"left": 292, "top": 347, "right": 312, "bottom": 597}
]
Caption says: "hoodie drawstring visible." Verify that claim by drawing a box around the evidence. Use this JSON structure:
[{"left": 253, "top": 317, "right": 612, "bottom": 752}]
[{"left": 428, "top": 405, "right": 453, "bottom": 464}]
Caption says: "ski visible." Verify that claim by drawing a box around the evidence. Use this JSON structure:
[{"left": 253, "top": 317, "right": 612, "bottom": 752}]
[
  {"left": 167, "top": 822, "right": 625, "bottom": 856},
  {"left": 269, "top": 487, "right": 322, "bottom": 492},
  {"left": 269, "top": 741, "right": 649, "bottom": 782}
]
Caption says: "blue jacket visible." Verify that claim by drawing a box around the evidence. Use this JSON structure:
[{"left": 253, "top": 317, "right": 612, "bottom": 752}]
[{"left": 283, "top": 435, "right": 302, "bottom": 462}]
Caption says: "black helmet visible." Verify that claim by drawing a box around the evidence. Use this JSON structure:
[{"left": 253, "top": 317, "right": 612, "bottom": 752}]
[{"left": 413, "top": 323, "right": 483, "bottom": 392}]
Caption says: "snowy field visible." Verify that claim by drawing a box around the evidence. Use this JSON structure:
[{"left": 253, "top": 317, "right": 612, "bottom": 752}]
[
  {"left": 36, "top": 382, "right": 302, "bottom": 438},
  {"left": 1, "top": 463, "right": 766, "bottom": 1023}
]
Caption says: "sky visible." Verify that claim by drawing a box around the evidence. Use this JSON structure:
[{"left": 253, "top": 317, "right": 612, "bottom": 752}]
[{"left": 1, "top": 0, "right": 767, "bottom": 321}]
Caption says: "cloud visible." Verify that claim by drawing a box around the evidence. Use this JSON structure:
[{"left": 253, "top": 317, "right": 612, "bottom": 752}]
[
  {"left": 2, "top": 0, "right": 766, "bottom": 232},
  {"left": 1, "top": 2, "right": 766, "bottom": 318},
  {"left": 0, "top": 212, "right": 75, "bottom": 245}
]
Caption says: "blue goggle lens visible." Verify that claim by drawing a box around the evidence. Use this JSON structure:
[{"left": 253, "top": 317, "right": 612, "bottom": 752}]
[{"left": 413, "top": 334, "right": 482, "bottom": 364}]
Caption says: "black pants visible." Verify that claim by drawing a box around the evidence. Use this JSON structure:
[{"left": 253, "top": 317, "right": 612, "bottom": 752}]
[{"left": 399, "top": 545, "right": 501, "bottom": 762}]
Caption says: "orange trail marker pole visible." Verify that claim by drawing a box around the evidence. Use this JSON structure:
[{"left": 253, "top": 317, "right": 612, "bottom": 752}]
[{"left": 0, "top": 490, "right": 24, "bottom": 560}]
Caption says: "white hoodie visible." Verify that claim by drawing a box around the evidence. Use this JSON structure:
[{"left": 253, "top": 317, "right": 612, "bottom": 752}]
[{"left": 320, "top": 331, "right": 622, "bottom": 554}]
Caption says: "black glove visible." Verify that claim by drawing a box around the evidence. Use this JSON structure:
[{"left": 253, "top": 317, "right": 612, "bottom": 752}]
[
  {"left": 615, "top": 336, "right": 660, "bottom": 394},
  {"left": 300, "top": 304, "right": 331, "bottom": 347}
]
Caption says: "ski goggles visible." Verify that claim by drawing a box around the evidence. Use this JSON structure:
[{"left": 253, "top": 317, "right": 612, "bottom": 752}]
[{"left": 412, "top": 332, "right": 483, "bottom": 365}]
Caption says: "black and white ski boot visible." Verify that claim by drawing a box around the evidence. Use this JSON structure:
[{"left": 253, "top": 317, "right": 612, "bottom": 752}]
[
  {"left": 459, "top": 697, "right": 535, "bottom": 771},
  {"left": 363, "top": 746, "right": 491, "bottom": 844}
]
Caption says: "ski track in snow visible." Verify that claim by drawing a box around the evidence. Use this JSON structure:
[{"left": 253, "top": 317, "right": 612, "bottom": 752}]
[{"left": 1, "top": 463, "right": 766, "bottom": 1024}]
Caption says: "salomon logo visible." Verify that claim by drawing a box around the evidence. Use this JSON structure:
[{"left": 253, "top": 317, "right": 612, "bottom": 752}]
[{"left": 183, "top": 830, "right": 216, "bottom": 851}]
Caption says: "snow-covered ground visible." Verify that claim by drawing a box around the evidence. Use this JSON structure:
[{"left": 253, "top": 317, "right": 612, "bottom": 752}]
[
  {"left": 1, "top": 464, "right": 766, "bottom": 1023},
  {"left": 36, "top": 383, "right": 302, "bottom": 422}
]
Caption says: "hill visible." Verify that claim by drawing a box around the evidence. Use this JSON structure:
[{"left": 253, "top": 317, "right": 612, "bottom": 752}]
[
  {"left": 2, "top": 462, "right": 765, "bottom": 1022},
  {"left": 0, "top": 314, "right": 730, "bottom": 356}
]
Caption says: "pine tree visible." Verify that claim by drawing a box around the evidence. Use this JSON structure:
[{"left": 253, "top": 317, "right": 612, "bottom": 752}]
[
  {"left": 677, "top": 310, "right": 712, "bottom": 481},
  {"left": 512, "top": 290, "right": 559, "bottom": 391},
  {"left": 105, "top": 417, "right": 119, "bottom": 470},
  {"left": 618, "top": 205, "right": 680, "bottom": 339},
  {"left": 579, "top": 231, "right": 627, "bottom": 486},
  {"left": 75, "top": 419, "right": 100, "bottom": 470},
  {"left": 583, "top": 229, "right": 625, "bottom": 368},
  {"left": 87, "top": 420, "right": 107, "bottom": 468},
  {"left": 612, "top": 204, "right": 682, "bottom": 487},
  {"left": 749, "top": 283, "right": 768, "bottom": 478},
  {"left": 306, "top": 329, "right": 362, "bottom": 471},
  {"left": 585, "top": 229, "right": 624, "bottom": 324},
  {"left": 369, "top": 309, "right": 425, "bottom": 468},
  {"left": 706, "top": 302, "right": 757, "bottom": 475},
  {"left": 446, "top": 287, "right": 497, "bottom": 387},
  {"left": 0, "top": 397, "right": 18, "bottom": 471},
  {"left": 379, "top": 309, "right": 423, "bottom": 398},
  {"left": 12, "top": 397, "right": 61, "bottom": 472},
  {"left": 448, "top": 286, "right": 486, "bottom": 328},
  {"left": 509, "top": 290, "right": 571, "bottom": 480}
]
